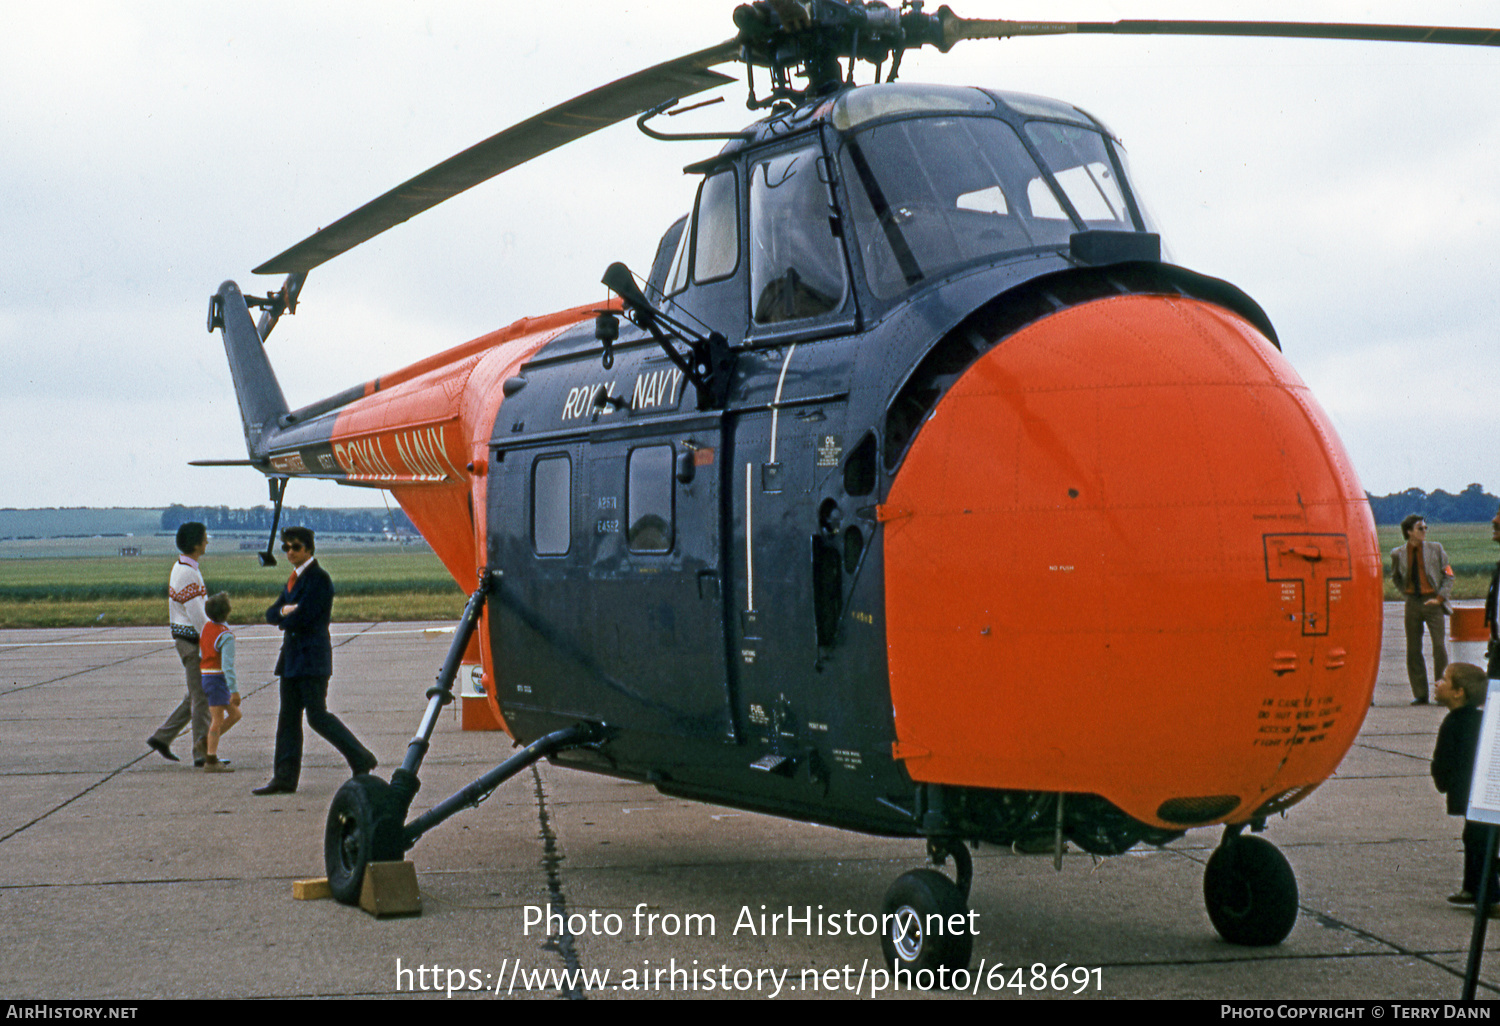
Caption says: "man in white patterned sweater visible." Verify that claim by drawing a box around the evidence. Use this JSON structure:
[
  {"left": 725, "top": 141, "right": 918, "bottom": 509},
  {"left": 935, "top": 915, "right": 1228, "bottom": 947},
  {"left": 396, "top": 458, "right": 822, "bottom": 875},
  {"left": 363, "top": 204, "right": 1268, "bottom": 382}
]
[{"left": 146, "top": 522, "right": 211, "bottom": 766}]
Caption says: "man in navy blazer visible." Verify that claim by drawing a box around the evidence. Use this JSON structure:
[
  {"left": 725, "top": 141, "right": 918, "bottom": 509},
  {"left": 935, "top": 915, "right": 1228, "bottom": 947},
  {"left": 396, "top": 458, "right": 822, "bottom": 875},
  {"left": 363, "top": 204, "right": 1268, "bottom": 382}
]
[{"left": 252, "top": 527, "right": 377, "bottom": 795}]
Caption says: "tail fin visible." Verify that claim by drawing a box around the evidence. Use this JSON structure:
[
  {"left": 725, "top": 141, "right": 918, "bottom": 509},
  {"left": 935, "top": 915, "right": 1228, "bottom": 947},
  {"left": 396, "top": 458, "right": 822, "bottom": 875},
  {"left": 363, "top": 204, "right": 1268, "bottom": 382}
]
[{"left": 212, "top": 280, "right": 289, "bottom": 460}]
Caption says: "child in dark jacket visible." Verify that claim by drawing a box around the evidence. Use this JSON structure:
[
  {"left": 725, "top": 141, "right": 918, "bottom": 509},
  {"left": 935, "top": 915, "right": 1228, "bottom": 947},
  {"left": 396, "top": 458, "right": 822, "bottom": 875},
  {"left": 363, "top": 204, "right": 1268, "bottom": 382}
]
[{"left": 1432, "top": 662, "right": 1497, "bottom": 909}]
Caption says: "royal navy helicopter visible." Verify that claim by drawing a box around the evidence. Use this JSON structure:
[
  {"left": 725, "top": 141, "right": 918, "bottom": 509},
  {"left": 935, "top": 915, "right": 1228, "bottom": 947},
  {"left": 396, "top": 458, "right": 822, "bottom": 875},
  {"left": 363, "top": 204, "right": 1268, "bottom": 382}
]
[{"left": 200, "top": 1, "right": 1500, "bottom": 975}]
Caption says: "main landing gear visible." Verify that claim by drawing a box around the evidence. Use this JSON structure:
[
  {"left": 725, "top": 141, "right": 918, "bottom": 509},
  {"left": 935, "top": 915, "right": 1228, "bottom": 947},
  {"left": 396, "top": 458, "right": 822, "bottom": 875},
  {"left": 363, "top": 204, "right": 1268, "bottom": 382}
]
[
  {"left": 323, "top": 572, "right": 601, "bottom": 904},
  {"left": 875, "top": 820, "right": 1297, "bottom": 982},
  {"left": 880, "top": 839, "right": 974, "bottom": 977}
]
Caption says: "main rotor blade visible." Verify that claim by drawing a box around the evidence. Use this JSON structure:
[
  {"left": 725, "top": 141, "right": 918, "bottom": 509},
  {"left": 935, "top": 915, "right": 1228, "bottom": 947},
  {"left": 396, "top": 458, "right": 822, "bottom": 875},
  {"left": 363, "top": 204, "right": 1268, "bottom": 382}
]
[
  {"left": 1077, "top": 20, "right": 1500, "bottom": 47},
  {"left": 254, "top": 39, "right": 740, "bottom": 276},
  {"left": 937, "top": 14, "right": 1500, "bottom": 50}
]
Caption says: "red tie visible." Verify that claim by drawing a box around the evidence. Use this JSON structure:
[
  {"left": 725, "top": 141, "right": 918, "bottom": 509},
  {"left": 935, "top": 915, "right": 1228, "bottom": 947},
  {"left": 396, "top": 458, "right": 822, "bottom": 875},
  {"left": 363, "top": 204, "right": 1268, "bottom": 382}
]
[{"left": 287, "top": 572, "right": 297, "bottom": 592}]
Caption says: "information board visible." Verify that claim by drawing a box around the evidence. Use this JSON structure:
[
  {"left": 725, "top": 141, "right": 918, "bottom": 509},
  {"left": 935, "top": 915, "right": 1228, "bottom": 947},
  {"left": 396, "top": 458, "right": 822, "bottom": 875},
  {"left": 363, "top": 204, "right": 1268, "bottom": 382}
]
[{"left": 1466, "top": 681, "right": 1500, "bottom": 826}]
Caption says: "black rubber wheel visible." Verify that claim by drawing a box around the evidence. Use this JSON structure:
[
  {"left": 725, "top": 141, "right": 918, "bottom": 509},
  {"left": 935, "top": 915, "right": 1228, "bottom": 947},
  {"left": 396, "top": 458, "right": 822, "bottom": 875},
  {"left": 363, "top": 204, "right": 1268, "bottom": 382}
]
[
  {"left": 879, "top": 869, "right": 974, "bottom": 982},
  {"left": 324, "top": 775, "right": 404, "bottom": 905},
  {"left": 1203, "top": 834, "right": 1298, "bottom": 945}
]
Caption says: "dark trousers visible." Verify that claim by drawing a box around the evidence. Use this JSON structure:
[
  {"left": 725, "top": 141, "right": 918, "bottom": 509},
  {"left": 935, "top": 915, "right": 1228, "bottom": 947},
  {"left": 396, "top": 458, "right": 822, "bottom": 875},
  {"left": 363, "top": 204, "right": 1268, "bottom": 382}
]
[
  {"left": 1462, "top": 819, "right": 1500, "bottom": 898},
  {"left": 272, "top": 675, "right": 374, "bottom": 786},
  {"left": 1404, "top": 597, "right": 1448, "bottom": 700}
]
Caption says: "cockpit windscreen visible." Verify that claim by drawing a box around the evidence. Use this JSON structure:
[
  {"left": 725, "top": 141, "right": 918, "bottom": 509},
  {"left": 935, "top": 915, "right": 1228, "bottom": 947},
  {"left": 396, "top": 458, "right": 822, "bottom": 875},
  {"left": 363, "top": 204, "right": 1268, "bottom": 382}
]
[{"left": 840, "top": 116, "right": 1136, "bottom": 299}]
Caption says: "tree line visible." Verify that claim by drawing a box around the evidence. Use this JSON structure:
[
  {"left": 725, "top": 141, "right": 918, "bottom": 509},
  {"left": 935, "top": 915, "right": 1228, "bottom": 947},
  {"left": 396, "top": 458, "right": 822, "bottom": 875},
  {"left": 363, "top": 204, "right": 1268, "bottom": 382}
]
[
  {"left": 1366, "top": 484, "right": 1498, "bottom": 525},
  {"left": 160, "top": 505, "right": 415, "bottom": 534}
]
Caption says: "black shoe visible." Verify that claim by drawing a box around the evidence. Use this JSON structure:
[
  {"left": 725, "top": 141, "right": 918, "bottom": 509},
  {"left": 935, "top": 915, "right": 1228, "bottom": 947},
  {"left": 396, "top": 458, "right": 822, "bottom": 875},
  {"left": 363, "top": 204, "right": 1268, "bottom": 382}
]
[
  {"left": 1411, "top": 697, "right": 1430, "bottom": 705},
  {"left": 195, "top": 758, "right": 229, "bottom": 769},
  {"left": 147, "top": 738, "right": 179, "bottom": 762},
  {"left": 351, "top": 754, "right": 378, "bottom": 775},
  {"left": 252, "top": 781, "right": 297, "bottom": 795}
]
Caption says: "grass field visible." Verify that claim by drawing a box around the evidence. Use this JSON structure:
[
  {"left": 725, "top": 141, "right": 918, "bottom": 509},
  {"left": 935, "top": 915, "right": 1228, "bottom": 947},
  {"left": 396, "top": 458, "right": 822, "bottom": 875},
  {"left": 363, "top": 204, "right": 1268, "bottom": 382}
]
[{"left": 0, "top": 543, "right": 465, "bottom": 628}]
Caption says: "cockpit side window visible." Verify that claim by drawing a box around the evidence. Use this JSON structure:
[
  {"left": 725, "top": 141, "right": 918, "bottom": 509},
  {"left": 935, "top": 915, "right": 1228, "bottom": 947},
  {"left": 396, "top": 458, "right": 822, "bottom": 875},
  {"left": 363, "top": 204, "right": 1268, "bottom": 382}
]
[
  {"left": 693, "top": 169, "right": 739, "bottom": 284},
  {"left": 749, "top": 147, "right": 848, "bottom": 324},
  {"left": 1023, "top": 121, "right": 1132, "bottom": 231},
  {"left": 648, "top": 216, "right": 688, "bottom": 300},
  {"left": 664, "top": 207, "right": 693, "bottom": 297},
  {"left": 664, "top": 169, "right": 740, "bottom": 298}
]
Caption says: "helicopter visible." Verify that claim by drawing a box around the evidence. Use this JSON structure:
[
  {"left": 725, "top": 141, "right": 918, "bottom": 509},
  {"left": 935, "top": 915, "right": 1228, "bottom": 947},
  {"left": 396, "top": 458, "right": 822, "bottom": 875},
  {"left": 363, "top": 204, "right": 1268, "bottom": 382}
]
[{"left": 199, "top": 1, "right": 1500, "bottom": 977}]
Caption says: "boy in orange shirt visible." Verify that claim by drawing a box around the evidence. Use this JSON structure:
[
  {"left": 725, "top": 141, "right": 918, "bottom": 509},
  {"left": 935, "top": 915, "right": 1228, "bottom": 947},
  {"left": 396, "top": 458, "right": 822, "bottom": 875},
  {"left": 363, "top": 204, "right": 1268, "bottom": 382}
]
[{"left": 200, "top": 592, "right": 242, "bottom": 773}]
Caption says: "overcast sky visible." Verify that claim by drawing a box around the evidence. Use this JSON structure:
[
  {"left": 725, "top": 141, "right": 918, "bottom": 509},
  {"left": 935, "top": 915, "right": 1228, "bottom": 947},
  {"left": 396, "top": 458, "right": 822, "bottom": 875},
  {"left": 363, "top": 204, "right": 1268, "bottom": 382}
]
[{"left": 3, "top": 0, "right": 1498, "bottom": 510}]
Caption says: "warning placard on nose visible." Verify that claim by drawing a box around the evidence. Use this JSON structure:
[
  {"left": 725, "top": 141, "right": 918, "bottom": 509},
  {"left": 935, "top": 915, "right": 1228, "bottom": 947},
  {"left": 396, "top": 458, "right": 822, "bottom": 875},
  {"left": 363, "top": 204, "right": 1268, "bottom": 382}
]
[{"left": 1263, "top": 533, "right": 1353, "bottom": 637}]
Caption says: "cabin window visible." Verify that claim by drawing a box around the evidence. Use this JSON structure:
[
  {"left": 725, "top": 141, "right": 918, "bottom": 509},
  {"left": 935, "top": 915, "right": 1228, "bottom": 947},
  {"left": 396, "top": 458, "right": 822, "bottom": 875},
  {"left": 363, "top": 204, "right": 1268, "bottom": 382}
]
[
  {"left": 694, "top": 169, "right": 739, "bottom": 283},
  {"left": 749, "top": 147, "right": 847, "bottom": 324},
  {"left": 532, "top": 454, "right": 571, "bottom": 556},
  {"left": 627, "top": 445, "right": 674, "bottom": 553}
]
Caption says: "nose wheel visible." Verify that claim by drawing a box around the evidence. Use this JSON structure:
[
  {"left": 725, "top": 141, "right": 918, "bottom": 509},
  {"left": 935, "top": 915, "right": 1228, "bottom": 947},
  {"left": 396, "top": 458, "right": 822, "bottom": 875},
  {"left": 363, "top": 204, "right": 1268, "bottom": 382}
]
[{"left": 1203, "top": 830, "right": 1299, "bottom": 946}]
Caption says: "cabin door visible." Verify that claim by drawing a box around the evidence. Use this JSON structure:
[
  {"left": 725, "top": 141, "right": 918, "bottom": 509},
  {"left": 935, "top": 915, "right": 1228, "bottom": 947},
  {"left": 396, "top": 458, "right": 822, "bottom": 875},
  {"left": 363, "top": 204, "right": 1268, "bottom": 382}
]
[{"left": 490, "top": 421, "right": 734, "bottom": 743}]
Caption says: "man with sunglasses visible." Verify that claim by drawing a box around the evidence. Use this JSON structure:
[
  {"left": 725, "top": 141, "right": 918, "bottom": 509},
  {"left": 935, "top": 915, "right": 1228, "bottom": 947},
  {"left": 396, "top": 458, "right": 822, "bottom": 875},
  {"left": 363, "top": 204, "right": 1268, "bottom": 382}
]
[
  {"left": 1391, "top": 514, "right": 1454, "bottom": 705},
  {"left": 252, "top": 526, "right": 377, "bottom": 795}
]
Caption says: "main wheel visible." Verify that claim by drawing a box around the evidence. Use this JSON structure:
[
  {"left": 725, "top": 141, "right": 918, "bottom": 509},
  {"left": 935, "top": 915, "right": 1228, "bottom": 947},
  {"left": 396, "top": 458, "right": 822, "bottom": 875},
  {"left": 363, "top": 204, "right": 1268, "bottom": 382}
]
[
  {"left": 324, "top": 775, "right": 404, "bottom": 905},
  {"left": 1203, "top": 834, "right": 1298, "bottom": 945},
  {"left": 879, "top": 869, "right": 974, "bottom": 981}
]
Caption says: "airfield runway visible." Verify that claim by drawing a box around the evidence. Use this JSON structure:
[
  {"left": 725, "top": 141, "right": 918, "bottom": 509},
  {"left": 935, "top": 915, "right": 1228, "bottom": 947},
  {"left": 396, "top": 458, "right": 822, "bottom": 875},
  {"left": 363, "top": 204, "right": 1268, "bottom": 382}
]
[{"left": 0, "top": 608, "right": 1495, "bottom": 1001}]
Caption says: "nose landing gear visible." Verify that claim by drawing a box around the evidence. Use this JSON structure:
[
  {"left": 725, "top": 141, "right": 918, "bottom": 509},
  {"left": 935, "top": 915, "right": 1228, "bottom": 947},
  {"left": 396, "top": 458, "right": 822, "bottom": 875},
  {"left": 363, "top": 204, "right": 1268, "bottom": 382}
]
[{"left": 1203, "top": 827, "right": 1299, "bottom": 946}]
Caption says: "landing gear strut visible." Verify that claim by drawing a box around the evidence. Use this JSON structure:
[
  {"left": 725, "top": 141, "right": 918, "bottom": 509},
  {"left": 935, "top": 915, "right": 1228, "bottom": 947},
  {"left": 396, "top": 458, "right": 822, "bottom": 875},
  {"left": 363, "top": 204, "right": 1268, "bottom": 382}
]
[{"left": 323, "top": 571, "right": 602, "bottom": 904}]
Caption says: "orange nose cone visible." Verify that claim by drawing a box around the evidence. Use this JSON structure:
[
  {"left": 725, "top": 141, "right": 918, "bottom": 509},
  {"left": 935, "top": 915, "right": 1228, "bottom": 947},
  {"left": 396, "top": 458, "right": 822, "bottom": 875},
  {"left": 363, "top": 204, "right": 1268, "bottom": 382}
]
[{"left": 882, "top": 295, "right": 1381, "bottom": 829}]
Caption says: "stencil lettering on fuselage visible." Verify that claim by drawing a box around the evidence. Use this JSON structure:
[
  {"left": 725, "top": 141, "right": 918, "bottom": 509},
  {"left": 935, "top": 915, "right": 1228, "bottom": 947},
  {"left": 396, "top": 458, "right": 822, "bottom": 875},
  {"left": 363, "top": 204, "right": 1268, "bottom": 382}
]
[
  {"left": 560, "top": 381, "right": 618, "bottom": 421},
  {"left": 631, "top": 367, "right": 684, "bottom": 413},
  {"left": 1263, "top": 533, "right": 1352, "bottom": 637}
]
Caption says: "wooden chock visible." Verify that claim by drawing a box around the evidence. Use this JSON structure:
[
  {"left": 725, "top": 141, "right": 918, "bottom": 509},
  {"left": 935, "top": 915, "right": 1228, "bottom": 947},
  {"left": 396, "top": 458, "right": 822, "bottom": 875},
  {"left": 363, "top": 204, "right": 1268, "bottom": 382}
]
[
  {"left": 293, "top": 877, "right": 332, "bottom": 901},
  {"left": 359, "top": 860, "right": 422, "bottom": 918}
]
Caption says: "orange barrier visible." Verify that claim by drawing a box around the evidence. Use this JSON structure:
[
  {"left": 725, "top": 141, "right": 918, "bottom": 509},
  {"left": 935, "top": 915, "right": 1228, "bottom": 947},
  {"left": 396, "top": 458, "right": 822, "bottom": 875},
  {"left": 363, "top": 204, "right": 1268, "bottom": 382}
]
[{"left": 1452, "top": 605, "right": 1488, "bottom": 642}]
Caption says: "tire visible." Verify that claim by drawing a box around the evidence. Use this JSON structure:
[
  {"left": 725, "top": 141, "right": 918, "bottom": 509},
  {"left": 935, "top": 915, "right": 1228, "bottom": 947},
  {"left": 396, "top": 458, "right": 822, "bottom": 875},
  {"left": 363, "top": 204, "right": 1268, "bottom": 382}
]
[
  {"left": 1203, "top": 834, "right": 1298, "bottom": 946},
  {"left": 324, "top": 775, "right": 404, "bottom": 905},
  {"left": 879, "top": 869, "right": 974, "bottom": 982}
]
